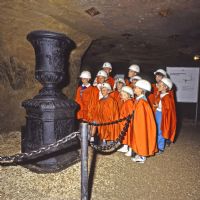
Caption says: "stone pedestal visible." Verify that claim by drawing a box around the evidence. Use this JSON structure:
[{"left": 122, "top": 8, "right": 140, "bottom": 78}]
[{"left": 21, "top": 30, "right": 79, "bottom": 173}]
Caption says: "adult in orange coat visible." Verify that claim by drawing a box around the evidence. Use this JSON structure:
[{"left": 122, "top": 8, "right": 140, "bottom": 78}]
[
  {"left": 131, "top": 79, "right": 157, "bottom": 163},
  {"left": 155, "top": 77, "right": 176, "bottom": 154},
  {"left": 93, "top": 83, "right": 120, "bottom": 145},
  {"left": 117, "top": 86, "right": 135, "bottom": 157},
  {"left": 110, "top": 78, "right": 126, "bottom": 111},
  {"left": 125, "top": 64, "right": 140, "bottom": 86},
  {"left": 75, "top": 71, "right": 93, "bottom": 121}
]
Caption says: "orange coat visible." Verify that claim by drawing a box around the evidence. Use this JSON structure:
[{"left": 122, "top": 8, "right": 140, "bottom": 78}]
[
  {"left": 110, "top": 90, "right": 124, "bottom": 111},
  {"left": 75, "top": 85, "right": 93, "bottom": 121},
  {"left": 125, "top": 78, "right": 131, "bottom": 87},
  {"left": 160, "top": 94, "right": 177, "bottom": 142},
  {"left": 106, "top": 76, "right": 115, "bottom": 88},
  {"left": 95, "top": 96, "right": 120, "bottom": 141},
  {"left": 87, "top": 86, "right": 100, "bottom": 122},
  {"left": 131, "top": 98, "right": 157, "bottom": 156},
  {"left": 148, "top": 83, "right": 175, "bottom": 112},
  {"left": 119, "top": 99, "right": 135, "bottom": 146},
  {"left": 148, "top": 83, "right": 159, "bottom": 112}
]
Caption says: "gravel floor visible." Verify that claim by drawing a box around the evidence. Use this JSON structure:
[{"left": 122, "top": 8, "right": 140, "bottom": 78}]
[{"left": 0, "top": 122, "right": 200, "bottom": 200}]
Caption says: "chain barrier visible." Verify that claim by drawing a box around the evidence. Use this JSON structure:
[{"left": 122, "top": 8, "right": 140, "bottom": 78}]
[
  {"left": 83, "top": 115, "right": 128, "bottom": 126},
  {"left": 0, "top": 131, "right": 80, "bottom": 165},
  {"left": 0, "top": 111, "right": 134, "bottom": 164},
  {"left": 89, "top": 112, "right": 134, "bottom": 153}
]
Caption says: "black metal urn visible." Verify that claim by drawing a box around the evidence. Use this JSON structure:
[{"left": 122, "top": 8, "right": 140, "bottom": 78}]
[{"left": 22, "top": 30, "right": 79, "bottom": 173}]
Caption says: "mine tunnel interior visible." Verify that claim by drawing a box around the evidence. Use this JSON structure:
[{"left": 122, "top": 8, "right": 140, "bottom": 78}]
[{"left": 0, "top": 0, "right": 200, "bottom": 132}]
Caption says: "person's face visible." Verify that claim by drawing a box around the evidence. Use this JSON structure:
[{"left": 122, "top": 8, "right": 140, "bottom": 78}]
[
  {"left": 155, "top": 74, "right": 164, "bottom": 83},
  {"left": 134, "top": 86, "right": 143, "bottom": 96},
  {"left": 158, "top": 81, "right": 167, "bottom": 92},
  {"left": 128, "top": 70, "right": 137, "bottom": 78},
  {"left": 101, "top": 87, "right": 109, "bottom": 96},
  {"left": 81, "top": 78, "right": 89, "bottom": 84},
  {"left": 116, "top": 82, "right": 124, "bottom": 91},
  {"left": 103, "top": 67, "right": 111, "bottom": 75},
  {"left": 120, "top": 91, "right": 130, "bottom": 101},
  {"left": 131, "top": 79, "right": 138, "bottom": 87},
  {"left": 97, "top": 76, "right": 106, "bottom": 84}
]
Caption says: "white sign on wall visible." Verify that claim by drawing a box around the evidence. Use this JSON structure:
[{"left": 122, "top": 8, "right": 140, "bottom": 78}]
[{"left": 166, "top": 67, "right": 200, "bottom": 103}]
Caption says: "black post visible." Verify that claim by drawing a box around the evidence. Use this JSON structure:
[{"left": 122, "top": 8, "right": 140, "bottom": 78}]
[{"left": 81, "top": 123, "right": 88, "bottom": 200}]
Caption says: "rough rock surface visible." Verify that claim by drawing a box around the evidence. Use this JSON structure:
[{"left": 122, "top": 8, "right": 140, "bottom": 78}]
[{"left": 0, "top": 122, "right": 200, "bottom": 200}]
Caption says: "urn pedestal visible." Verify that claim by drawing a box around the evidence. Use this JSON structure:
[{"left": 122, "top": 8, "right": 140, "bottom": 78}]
[{"left": 22, "top": 30, "right": 79, "bottom": 173}]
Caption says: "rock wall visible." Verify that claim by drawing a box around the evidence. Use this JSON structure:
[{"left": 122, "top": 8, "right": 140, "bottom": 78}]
[{"left": 0, "top": 2, "right": 91, "bottom": 132}]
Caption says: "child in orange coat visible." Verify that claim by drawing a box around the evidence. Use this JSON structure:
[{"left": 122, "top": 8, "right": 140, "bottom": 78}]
[
  {"left": 131, "top": 79, "right": 157, "bottom": 163},
  {"left": 93, "top": 83, "right": 119, "bottom": 145},
  {"left": 129, "top": 75, "right": 142, "bottom": 89},
  {"left": 155, "top": 77, "right": 176, "bottom": 154},
  {"left": 102, "top": 62, "right": 115, "bottom": 88},
  {"left": 117, "top": 86, "right": 135, "bottom": 156},
  {"left": 148, "top": 69, "right": 167, "bottom": 111},
  {"left": 93, "top": 62, "right": 114, "bottom": 89},
  {"left": 125, "top": 64, "right": 140, "bottom": 86},
  {"left": 110, "top": 78, "right": 126, "bottom": 111},
  {"left": 75, "top": 71, "right": 93, "bottom": 121}
]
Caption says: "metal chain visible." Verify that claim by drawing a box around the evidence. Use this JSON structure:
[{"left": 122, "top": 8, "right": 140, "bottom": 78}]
[
  {"left": 0, "top": 112, "right": 134, "bottom": 164},
  {"left": 0, "top": 131, "right": 80, "bottom": 164},
  {"left": 89, "top": 113, "right": 134, "bottom": 153},
  {"left": 83, "top": 112, "right": 133, "bottom": 126}
]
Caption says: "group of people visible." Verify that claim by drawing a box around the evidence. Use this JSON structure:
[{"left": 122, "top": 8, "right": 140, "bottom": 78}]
[{"left": 75, "top": 62, "right": 177, "bottom": 163}]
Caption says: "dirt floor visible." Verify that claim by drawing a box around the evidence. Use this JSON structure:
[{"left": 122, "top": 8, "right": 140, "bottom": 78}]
[{"left": 0, "top": 121, "right": 200, "bottom": 200}]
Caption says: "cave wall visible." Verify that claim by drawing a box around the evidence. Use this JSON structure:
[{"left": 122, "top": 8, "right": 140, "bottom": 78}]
[{"left": 0, "top": 2, "right": 92, "bottom": 132}]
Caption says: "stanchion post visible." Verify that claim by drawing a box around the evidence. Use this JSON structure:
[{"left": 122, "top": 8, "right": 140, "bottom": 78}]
[{"left": 80, "top": 123, "right": 88, "bottom": 200}]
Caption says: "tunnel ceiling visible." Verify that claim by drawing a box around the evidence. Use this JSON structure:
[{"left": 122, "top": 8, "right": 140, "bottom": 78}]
[{"left": 1, "top": 0, "right": 200, "bottom": 67}]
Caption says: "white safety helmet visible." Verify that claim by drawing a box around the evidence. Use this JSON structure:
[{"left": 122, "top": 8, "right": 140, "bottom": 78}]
[
  {"left": 121, "top": 86, "right": 134, "bottom": 97},
  {"left": 113, "top": 78, "right": 126, "bottom": 90},
  {"left": 102, "top": 62, "right": 112, "bottom": 69},
  {"left": 115, "top": 78, "right": 126, "bottom": 85},
  {"left": 130, "top": 76, "right": 142, "bottom": 82},
  {"left": 128, "top": 64, "right": 140, "bottom": 73},
  {"left": 161, "top": 77, "right": 173, "bottom": 90},
  {"left": 135, "top": 79, "right": 151, "bottom": 92},
  {"left": 101, "top": 83, "right": 112, "bottom": 92},
  {"left": 154, "top": 69, "right": 167, "bottom": 77},
  {"left": 79, "top": 71, "right": 91, "bottom": 79},
  {"left": 96, "top": 70, "right": 108, "bottom": 78}
]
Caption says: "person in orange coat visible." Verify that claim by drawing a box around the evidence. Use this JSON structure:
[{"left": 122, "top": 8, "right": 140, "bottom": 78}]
[
  {"left": 88, "top": 70, "right": 108, "bottom": 122},
  {"left": 131, "top": 79, "right": 157, "bottom": 163},
  {"left": 102, "top": 62, "right": 115, "bottom": 88},
  {"left": 129, "top": 75, "right": 142, "bottom": 89},
  {"left": 117, "top": 86, "right": 135, "bottom": 157},
  {"left": 125, "top": 64, "right": 140, "bottom": 86},
  {"left": 93, "top": 62, "right": 115, "bottom": 88},
  {"left": 110, "top": 78, "right": 126, "bottom": 111},
  {"left": 148, "top": 69, "right": 175, "bottom": 112},
  {"left": 75, "top": 71, "right": 93, "bottom": 121},
  {"left": 154, "top": 77, "right": 176, "bottom": 154},
  {"left": 93, "top": 83, "right": 120, "bottom": 145}
]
